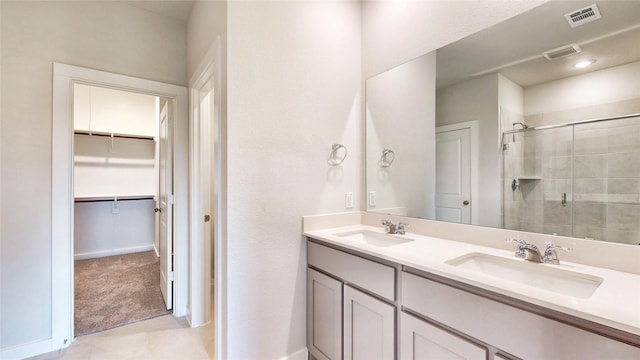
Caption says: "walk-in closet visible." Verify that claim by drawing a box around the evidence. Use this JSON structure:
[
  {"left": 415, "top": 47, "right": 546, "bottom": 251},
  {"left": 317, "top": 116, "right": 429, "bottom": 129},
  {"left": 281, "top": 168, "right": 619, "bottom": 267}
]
[{"left": 73, "top": 84, "right": 169, "bottom": 335}]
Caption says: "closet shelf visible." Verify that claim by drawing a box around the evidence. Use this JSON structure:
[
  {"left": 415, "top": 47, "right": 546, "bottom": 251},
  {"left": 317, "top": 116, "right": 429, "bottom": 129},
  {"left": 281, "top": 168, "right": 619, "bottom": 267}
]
[
  {"left": 74, "top": 130, "right": 155, "bottom": 141},
  {"left": 74, "top": 195, "right": 155, "bottom": 203}
]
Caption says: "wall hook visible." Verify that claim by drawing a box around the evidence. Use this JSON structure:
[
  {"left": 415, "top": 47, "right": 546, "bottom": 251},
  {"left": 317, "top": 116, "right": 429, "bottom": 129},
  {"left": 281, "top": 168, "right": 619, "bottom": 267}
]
[
  {"left": 378, "top": 148, "right": 395, "bottom": 167},
  {"left": 327, "top": 144, "right": 347, "bottom": 166}
]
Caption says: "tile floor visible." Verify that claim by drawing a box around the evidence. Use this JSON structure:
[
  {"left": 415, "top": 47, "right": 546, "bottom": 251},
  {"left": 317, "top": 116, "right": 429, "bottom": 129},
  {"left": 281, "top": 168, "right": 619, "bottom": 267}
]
[{"left": 27, "top": 315, "right": 214, "bottom": 360}]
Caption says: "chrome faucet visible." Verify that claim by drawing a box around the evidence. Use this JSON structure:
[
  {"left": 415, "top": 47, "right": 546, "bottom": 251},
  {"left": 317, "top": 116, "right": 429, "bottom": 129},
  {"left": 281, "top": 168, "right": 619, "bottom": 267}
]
[
  {"left": 507, "top": 238, "right": 573, "bottom": 264},
  {"left": 522, "top": 243, "right": 543, "bottom": 263},
  {"left": 506, "top": 238, "right": 542, "bottom": 263},
  {"left": 381, "top": 220, "right": 408, "bottom": 235}
]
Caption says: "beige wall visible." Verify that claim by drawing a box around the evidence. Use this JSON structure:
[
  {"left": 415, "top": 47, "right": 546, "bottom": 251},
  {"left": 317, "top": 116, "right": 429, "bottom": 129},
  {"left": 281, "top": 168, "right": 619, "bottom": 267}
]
[
  {"left": 187, "top": 0, "right": 226, "bottom": 80},
  {"left": 0, "top": 0, "right": 187, "bottom": 349},
  {"left": 367, "top": 52, "right": 436, "bottom": 219},
  {"left": 524, "top": 60, "right": 640, "bottom": 126},
  {"left": 225, "top": 2, "right": 362, "bottom": 358}
]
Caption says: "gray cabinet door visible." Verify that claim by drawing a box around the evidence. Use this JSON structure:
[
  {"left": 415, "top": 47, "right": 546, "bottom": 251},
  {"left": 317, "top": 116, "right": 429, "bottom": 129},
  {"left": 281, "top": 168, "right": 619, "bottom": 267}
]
[
  {"left": 343, "top": 285, "right": 394, "bottom": 360},
  {"left": 400, "top": 312, "right": 486, "bottom": 360},
  {"left": 308, "top": 268, "right": 343, "bottom": 360}
]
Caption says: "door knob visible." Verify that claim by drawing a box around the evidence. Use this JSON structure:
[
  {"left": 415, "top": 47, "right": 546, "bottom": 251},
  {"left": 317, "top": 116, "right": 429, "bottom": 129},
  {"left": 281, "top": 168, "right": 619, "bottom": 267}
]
[
  {"left": 463, "top": 200, "right": 469, "bottom": 206},
  {"left": 154, "top": 207, "right": 162, "bottom": 213}
]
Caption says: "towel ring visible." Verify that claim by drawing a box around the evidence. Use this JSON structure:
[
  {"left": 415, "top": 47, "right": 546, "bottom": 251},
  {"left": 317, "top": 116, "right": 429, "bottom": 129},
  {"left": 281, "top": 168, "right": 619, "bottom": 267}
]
[
  {"left": 327, "top": 144, "right": 347, "bottom": 166},
  {"left": 379, "top": 148, "right": 395, "bottom": 167}
]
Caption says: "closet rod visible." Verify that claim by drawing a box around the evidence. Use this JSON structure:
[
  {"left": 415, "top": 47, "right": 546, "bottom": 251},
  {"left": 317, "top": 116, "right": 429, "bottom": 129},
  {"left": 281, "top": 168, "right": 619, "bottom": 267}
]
[
  {"left": 74, "top": 195, "right": 155, "bottom": 203},
  {"left": 74, "top": 130, "right": 155, "bottom": 141}
]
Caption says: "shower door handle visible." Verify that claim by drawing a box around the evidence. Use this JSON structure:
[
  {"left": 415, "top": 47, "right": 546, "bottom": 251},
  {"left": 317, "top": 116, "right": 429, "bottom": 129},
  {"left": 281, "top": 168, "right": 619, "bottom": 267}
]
[{"left": 561, "top": 193, "right": 567, "bottom": 207}]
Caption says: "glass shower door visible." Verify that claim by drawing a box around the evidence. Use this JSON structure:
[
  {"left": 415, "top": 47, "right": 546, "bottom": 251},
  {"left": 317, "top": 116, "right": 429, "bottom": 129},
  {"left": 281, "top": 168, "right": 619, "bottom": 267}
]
[
  {"left": 573, "top": 117, "right": 640, "bottom": 244},
  {"left": 502, "top": 126, "right": 574, "bottom": 236},
  {"left": 539, "top": 126, "right": 574, "bottom": 237}
]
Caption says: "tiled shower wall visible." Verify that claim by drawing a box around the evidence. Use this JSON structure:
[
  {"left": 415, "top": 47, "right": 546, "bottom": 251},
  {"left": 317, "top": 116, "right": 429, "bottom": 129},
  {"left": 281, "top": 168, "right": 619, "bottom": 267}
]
[
  {"left": 573, "top": 118, "right": 640, "bottom": 245},
  {"left": 503, "top": 116, "right": 640, "bottom": 245}
]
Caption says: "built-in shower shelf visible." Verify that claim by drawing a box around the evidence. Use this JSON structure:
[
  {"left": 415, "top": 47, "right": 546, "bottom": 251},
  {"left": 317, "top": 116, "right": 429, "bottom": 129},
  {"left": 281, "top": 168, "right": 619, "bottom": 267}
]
[{"left": 518, "top": 176, "right": 542, "bottom": 180}]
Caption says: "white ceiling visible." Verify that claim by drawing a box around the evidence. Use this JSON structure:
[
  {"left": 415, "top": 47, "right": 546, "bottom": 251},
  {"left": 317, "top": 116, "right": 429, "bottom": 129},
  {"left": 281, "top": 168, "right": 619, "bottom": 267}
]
[
  {"left": 121, "top": 0, "right": 639, "bottom": 89},
  {"left": 124, "top": 0, "right": 195, "bottom": 23},
  {"left": 436, "top": 0, "right": 640, "bottom": 89}
]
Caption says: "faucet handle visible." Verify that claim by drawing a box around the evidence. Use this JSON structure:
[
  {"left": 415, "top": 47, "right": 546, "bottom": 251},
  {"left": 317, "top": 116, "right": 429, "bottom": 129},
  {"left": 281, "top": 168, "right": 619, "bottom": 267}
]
[
  {"left": 505, "top": 238, "right": 527, "bottom": 258},
  {"left": 381, "top": 219, "right": 395, "bottom": 233},
  {"left": 543, "top": 242, "right": 573, "bottom": 265},
  {"left": 396, "top": 222, "right": 408, "bottom": 235}
]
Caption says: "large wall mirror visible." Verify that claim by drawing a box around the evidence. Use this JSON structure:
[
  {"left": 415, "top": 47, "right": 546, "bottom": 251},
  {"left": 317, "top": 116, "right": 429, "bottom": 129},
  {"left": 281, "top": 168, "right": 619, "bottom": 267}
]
[{"left": 366, "top": 0, "right": 640, "bottom": 246}]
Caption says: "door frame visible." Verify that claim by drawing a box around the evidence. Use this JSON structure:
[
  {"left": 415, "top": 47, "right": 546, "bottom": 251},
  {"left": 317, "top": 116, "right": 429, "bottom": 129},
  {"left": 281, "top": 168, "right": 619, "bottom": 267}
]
[
  {"left": 188, "top": 36, "right": 227, "bottom": 360},
  {"left": 435, "top": 120, "right": 479, "bottom": 224},
  {"left": 52, "top": 63, "right": 188, "bottom": 347}
]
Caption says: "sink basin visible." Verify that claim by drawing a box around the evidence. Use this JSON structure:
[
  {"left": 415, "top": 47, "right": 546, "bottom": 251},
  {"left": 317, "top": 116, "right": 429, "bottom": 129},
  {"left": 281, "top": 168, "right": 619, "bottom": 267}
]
[
  {"left": 446, "top": 252, "right": 603, "bottom": 299},
  {"left": 334, "top": 230, "right": 415, "bottom": 247}
]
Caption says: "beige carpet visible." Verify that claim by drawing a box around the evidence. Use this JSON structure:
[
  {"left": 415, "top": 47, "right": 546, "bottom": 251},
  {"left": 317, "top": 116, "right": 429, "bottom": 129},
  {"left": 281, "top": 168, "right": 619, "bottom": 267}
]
[{"left": 74, "top": 251, "right": 170, "bottom": 336}]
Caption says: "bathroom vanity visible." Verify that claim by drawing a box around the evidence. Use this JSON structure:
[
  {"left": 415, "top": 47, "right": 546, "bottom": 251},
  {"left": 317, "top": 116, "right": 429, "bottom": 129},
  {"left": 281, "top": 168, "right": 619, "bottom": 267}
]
[{"left": 304, "top": 213, "right": 640, "bottom": 360}]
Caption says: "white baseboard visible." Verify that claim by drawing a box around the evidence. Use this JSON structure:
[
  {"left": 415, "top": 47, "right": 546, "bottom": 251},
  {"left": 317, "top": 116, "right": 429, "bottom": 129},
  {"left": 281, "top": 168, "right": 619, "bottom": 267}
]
[
  {"left": 279, "top": 348, "right": 308, "bottom": 360},
  {"left": 1, "top": 338, "right": 60, "bottom": 360},
  {"left": 74, "top": 244, "right": 155, "bottom": 260}
]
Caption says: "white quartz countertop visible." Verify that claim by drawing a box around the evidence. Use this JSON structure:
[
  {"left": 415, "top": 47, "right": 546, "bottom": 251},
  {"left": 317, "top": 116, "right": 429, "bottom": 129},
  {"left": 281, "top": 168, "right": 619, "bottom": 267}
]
[{"left": 305, "top": 224, "right": 640, "bottom": 337}]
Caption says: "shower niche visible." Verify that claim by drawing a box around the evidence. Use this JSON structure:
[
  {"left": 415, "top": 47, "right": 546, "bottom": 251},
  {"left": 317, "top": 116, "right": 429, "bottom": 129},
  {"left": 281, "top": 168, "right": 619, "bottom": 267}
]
[{"left": 502, "top": 116, "right": 640, "bottom": 245}]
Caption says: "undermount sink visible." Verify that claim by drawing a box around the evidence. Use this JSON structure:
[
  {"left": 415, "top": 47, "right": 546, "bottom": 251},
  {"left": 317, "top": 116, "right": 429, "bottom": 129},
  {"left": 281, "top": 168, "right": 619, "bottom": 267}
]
[
  {"left": 446, "top": 252, "right": 603, "bottom": 299},
  {"left": 334, "top": 230, "right": 415, "bottom": 247}
]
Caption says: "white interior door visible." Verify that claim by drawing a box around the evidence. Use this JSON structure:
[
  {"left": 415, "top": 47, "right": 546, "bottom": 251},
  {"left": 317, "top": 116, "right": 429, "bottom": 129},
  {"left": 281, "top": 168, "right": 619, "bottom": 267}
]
[
  {"left": 435, "top": 128, "right": 471, "bottom": 223},
  {"left": 199, "top": 84, "right": 214, "bottom": 322},
  {"left": 159, "top": 100, "right": 173, "bottom": 310}
]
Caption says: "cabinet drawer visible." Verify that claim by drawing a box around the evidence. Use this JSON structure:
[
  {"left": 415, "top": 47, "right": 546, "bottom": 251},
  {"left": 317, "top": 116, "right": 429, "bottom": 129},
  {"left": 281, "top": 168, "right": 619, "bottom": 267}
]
[
  {"left": 308, "top": 241, "right": 395, "bottom": 301},
  {"left": 402, "top": 271, "right": 640, "bottom": 359},
  {"left": 401, "top": 312, "right": 486, "bottom": 360}
]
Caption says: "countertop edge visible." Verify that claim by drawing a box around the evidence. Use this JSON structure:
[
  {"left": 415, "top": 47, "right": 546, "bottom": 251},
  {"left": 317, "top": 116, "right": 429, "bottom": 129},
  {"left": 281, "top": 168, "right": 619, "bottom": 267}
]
[{"left": 304, "top": 226, "right": 640, "bottom": 344}]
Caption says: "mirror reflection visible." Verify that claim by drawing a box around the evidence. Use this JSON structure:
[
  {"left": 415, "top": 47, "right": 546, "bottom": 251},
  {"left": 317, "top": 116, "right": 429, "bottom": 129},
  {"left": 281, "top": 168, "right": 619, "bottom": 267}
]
[{"left": 365, "top": 0, "right": 640, "bottom": 245}]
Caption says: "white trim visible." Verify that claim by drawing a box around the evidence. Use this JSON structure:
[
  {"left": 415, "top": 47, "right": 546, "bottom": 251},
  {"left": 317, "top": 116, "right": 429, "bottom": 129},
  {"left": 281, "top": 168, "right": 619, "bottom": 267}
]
[
  {"left": 74, "top": 245, "right": 156, "bottom": 261},
  {"left": 436, "top": 120, "right": 480, "bottom": 224},
  {"left": 0, "top": 339, "right": 56, "bottom": 360},
  {"left": 279, "top": 348, "right": 309, "bottom": 360},
  {"left": 51, "top": 63, "right": 188, "bottom": 354},
  {"left": 189, "top": 36, "right": 227, "bottom": 360}
]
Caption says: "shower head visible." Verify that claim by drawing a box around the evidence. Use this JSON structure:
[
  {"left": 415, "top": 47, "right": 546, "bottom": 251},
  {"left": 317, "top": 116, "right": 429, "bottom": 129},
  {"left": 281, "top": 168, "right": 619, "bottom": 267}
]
[{"left": 512, "top": 122, "right": 528, "bottom": 142}]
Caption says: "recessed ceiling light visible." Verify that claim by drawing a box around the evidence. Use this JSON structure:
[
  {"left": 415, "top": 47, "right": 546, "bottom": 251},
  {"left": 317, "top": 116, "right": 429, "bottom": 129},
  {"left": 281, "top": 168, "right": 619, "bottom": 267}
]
[{"left": 574, "top": 60, "right": 596, "bottom": 69}]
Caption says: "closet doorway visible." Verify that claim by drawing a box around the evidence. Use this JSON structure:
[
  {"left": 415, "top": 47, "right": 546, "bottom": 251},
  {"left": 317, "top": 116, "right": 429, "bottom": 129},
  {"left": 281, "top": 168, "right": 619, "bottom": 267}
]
[
  {"left": 52, "top": 63, "right": 189, "bottom": 347},
  {"left": 72, "top": 84, "right": 173, "bottom": 335}
]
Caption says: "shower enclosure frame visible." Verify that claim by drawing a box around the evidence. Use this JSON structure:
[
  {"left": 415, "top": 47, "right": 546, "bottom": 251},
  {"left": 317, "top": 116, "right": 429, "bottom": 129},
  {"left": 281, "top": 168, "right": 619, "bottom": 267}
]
[{"left": 502, "top": 112, "right": 640, "bottom": 243}]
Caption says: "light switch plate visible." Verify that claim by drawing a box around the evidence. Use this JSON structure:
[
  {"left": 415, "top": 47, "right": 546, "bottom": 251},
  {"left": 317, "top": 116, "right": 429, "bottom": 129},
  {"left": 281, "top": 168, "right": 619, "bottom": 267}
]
[
  {"left": 369, "top": 191, "right": 376, "bottom": 207},
  {"left": 345, "top": 192, "right": 354, "bottom": 209}
]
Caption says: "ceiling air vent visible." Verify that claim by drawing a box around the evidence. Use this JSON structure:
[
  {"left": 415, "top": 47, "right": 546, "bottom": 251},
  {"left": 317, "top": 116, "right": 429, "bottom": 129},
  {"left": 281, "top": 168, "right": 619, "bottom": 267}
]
[
  {"left": 564, "top": 4, "right": 602, "bottom": 28},
  {"left": 542, "top": 43, "right": 582, "bottom": 60}
]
